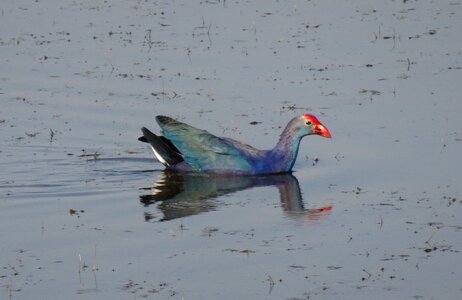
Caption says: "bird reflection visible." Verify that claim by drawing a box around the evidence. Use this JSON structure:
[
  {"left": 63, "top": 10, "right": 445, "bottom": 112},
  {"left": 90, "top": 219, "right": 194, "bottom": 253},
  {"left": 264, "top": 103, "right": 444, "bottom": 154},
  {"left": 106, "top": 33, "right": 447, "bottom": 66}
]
[{"left": 139, "top": 172, "right": 332, "bottom": 222}]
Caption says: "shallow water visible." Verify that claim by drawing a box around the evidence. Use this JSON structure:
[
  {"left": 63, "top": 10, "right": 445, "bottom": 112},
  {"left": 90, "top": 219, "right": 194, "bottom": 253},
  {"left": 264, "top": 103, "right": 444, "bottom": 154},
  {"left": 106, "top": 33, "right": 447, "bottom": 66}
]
[{"left": 1, "top": 0, "right": 462, "bottom": 299}]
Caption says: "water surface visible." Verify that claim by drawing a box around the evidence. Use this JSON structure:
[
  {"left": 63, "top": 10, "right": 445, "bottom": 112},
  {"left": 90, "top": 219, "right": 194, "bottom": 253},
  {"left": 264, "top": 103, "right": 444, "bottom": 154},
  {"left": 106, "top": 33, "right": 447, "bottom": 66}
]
[{"left": 1, "top": 0, "right": 461, "bottom": 299}]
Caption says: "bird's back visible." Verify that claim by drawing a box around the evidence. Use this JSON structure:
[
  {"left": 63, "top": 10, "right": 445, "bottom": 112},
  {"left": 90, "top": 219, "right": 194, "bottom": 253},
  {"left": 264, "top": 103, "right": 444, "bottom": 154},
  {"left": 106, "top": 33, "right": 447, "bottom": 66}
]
[{"left": 156, "top": 116, "right": 258, "bottom": 174}]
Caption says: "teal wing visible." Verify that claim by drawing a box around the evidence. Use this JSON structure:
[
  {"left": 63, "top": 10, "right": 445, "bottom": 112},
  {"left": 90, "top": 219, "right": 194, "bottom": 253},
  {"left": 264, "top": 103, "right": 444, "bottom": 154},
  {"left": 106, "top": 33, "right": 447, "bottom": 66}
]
[{"left": 156, "top": 116, "right": 253, "bottom": 172}]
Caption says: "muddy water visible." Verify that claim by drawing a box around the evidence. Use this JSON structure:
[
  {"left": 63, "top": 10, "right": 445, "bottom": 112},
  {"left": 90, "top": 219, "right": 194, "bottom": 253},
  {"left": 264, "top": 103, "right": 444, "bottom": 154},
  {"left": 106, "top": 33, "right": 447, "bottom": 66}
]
[{"left": 1, "top": 0, "right": 461, "bottom": 299}]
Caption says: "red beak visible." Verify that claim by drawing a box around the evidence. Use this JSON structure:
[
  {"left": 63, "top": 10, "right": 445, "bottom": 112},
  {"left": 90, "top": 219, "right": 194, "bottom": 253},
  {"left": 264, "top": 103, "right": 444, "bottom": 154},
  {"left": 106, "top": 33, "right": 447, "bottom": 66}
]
[{"left": 314, "top": 123, "right": 332, "bottom": 138}]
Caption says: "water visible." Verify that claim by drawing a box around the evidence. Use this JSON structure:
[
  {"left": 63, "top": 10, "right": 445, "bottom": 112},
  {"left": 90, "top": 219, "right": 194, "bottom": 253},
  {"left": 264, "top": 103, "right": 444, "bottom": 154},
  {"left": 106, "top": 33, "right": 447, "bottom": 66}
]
[{"left": 1, "top": 0, "right": 461, "bottom": 299}]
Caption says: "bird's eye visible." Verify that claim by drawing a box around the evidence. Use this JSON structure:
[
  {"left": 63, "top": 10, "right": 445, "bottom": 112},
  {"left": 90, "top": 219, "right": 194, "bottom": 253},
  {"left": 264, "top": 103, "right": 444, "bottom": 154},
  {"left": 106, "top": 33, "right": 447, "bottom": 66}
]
[{"left": 306, "top": 121, "right": 312, "bottom": 126}]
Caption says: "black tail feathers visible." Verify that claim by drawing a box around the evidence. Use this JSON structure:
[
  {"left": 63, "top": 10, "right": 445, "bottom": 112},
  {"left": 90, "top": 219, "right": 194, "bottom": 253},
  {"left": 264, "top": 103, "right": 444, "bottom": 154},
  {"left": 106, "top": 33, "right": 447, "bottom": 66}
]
[{"left": 139, "top": 127, "right": 184, "bottom": 166}]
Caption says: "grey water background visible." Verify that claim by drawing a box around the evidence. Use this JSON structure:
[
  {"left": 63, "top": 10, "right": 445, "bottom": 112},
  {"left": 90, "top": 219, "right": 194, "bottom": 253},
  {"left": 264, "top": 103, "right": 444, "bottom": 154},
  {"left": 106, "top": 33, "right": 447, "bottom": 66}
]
[{"left": 1, "top": 0, "right": 461, "bottom": 299}]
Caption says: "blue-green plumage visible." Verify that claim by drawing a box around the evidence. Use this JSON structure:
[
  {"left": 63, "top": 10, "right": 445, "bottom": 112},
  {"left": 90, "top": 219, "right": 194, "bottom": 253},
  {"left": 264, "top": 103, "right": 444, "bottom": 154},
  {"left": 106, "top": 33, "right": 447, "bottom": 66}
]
[{"left": 139, "top": 114, "right": 331, "bottom": 175}]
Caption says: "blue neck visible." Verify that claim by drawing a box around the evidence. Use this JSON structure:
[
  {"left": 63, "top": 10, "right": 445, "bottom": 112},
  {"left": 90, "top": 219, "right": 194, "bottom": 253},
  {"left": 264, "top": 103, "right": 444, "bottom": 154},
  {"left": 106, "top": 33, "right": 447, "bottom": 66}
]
[{"left": 267, "top": 120, "right": 306, "bottom": 173}]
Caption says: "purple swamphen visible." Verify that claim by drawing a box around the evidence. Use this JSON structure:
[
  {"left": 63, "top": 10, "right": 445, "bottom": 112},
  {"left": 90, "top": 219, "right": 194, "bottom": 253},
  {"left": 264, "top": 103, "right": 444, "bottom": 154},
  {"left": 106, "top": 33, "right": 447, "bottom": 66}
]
[{"left": 139, "top": 114, "right": 331, "bottom": 175}]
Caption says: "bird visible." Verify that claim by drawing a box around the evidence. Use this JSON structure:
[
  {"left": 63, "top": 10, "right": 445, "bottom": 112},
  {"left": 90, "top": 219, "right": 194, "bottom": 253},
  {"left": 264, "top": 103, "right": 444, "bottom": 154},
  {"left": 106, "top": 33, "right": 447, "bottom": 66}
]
[{"left": 138, "top": 114, "right": 331, "bottom": 175}]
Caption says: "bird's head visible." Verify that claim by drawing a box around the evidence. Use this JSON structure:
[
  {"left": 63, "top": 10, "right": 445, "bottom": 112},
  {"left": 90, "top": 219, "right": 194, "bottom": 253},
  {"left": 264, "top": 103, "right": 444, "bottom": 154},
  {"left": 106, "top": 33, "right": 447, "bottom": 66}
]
[{"left": 301, "top": 114, "right": 332, "bottom": 138}]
